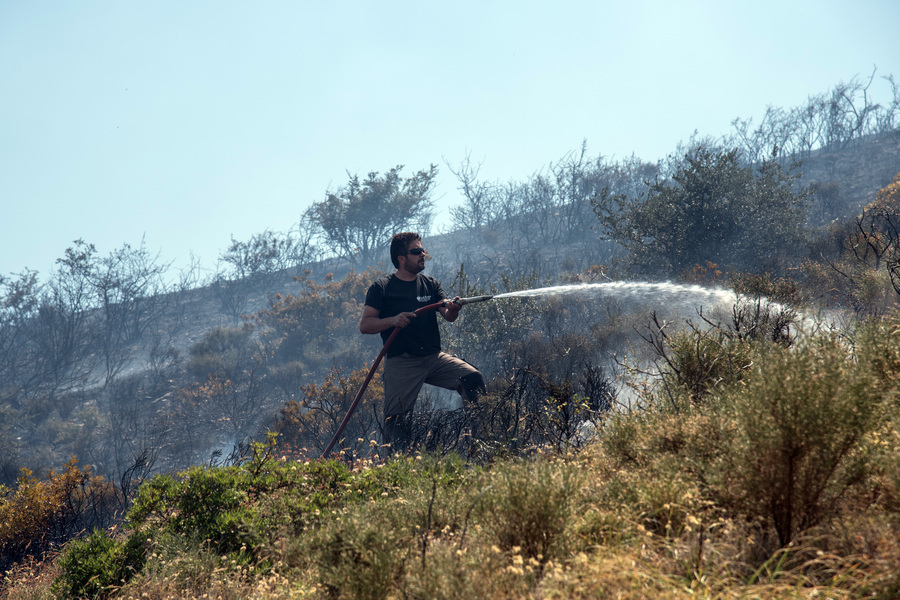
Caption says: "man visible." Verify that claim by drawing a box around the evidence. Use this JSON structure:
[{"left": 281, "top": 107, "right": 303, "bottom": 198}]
[{"left": 359, "top": 232, "right": 485, "bottom": 452}]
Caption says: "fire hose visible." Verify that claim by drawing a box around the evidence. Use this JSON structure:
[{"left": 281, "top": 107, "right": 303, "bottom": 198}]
[{"left": 321, "top": 294, "right": 494, "bottom": 458}]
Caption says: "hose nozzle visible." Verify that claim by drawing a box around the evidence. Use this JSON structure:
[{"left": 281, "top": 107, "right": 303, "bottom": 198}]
[{"left": 453, "top": 294, "right": 495, "bottom": 306}]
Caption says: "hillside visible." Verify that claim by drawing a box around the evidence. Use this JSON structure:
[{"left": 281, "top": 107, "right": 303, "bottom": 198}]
[
  {"left": 799, "top": 129, "right": 900, "bottom": 225},
  {"left": 2, "top": 131, "right": 898, "bottom": 486}
]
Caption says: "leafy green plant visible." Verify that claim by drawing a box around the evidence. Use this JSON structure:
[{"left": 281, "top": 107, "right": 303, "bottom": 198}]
[
  {"left": 124, "top": 442, "right": 439, "bottom": 570},
  {"left": 128, "top": 466, "right": 253, "bottom": 552},
  {"left": 51, "top": 529, "right": 145, "bottom": 600}
]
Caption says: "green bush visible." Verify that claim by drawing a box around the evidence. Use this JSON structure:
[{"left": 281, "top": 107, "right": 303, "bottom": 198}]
[
  {"left": 306, "top": 503, "right": 409, "bottom": 600},
  {"left": 44, "top": 449, "right": 423, "bottom": 599},
  {"left": 475, "top": 458, "right": 580, "bottom": 561},
  {"left": 642, "top": 295, "right": 797, "bottom": 410},
  {"left": 53, "top": 463, "right": 263, "bottom": 597},
  {"left": 52, "top": 529, "right": 144, "bottom": 600},
  {"left": 116, "top": 444, "right": 450, "bottom": 590},
  {"left": 662, "top": 328, "right": 756, "bottom": 405},
  {"left": 592, "top": 146, "right": 808, "bottom": 277},
  {"left": 600, "top": 322, "right": 895, "bottom": 548},
  {"left": 596, "top": 410, "right": 718, "bottom": 539},
  {"left": 600, "top": 457, "right": 703, "bottom": 538},
  {"left": 126, "top": 467, "right": 253, "bottom": 553},
  {"left": 708, "top": 334, "right": 883, "bottom": 545},
  {"left": 854, "top": 315, "right": 900, "bottom": 396},
  {"left": 600, "top": 399, "right": 728, "bottom": 475},
  {"left": 288, "top": 454, "right": 475, "bottom": 600}
]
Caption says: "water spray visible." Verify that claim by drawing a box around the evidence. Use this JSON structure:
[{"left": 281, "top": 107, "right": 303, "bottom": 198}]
[{"left": 321, "top": 294, "right": 495, "bottom": 458}]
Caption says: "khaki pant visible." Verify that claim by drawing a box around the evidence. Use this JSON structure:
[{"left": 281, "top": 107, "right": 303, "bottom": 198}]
[{"left": 383, "top": 352, "right": 480, "bottom": 418}]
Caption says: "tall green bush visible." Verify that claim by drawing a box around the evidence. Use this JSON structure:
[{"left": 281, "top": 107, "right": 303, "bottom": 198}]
[
  {"left": 592, "top": 146, "right": 808, "bottom": 277},
  {"left": 709, "top": 334, "right": 883, "bottom": 545}
]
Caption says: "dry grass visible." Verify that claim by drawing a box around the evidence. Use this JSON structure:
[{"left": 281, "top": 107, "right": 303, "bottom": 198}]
[{"left": 1, "top": 557, "right": 58, "bottom": 600}]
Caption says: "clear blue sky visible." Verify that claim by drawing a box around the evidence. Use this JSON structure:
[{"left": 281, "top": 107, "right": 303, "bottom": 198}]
[{"left": 2, "top": 1, "right": 898, "bottom": 280}]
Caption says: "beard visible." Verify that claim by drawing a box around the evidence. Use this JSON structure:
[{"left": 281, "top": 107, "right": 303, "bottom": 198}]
[{"left": 408, "top": 259, "right": 426, "bottom": 274}]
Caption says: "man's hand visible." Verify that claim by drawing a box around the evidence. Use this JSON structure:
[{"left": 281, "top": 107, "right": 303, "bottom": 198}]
[
  {"left": 441, "top": 297, "right": 462, "bottom": 322},
  {"left": 360, "top": 305, "right": 416, "bottom": 334},
  {"left": 390, "top": 311, "right": 417, "bottom": 328}
]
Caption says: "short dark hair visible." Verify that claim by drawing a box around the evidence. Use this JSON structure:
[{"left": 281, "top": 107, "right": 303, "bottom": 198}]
[{"left": 390, "top": 232, "right": 421, "bottom": 268}]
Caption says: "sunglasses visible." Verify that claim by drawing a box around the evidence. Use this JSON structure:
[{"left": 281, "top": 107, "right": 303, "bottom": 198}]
[{"left": 405, "top": 248, "right": 426, "bottom": 256}]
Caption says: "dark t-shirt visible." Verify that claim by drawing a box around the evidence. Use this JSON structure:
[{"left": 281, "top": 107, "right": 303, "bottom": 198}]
[{"left": 364, "top": 274, "right": 446, "bottom": 357}]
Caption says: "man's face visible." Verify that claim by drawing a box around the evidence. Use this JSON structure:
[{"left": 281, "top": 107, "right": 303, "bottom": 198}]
[{"left": 399, "top": 239, "right": 426, "bottom": 274}]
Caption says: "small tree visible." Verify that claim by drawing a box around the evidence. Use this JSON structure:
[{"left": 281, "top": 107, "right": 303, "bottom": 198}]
[
  {"left": 447, "top": 154, "right": 503, "bottom": 234},
  {"left": 23, "top": 242, "right": 98, "bottom": 395},
  {"left": 89, "top": 239, "right": 171, "bottom": 384},
  {"left": 219, "top": 226, "right": 318, "bottom": 282},
  {"left": 0, "top": 270, "right": 41, "bottom": 398},
  {"left": 593, "top": 146, "right": 808, "bottom": 278},
  {"left": 305, "top": 165, "right": 438, "bottom": 265}
]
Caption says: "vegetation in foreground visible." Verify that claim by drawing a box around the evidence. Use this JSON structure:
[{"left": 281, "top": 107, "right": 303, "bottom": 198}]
[{"left": 4, "top": 312, "right": 900, "bottom": 599}]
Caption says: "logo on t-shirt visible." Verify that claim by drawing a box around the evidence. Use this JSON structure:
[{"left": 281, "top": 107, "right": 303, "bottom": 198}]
[{"left": 417, "top": 295, "right": 431, "bottom": 303}]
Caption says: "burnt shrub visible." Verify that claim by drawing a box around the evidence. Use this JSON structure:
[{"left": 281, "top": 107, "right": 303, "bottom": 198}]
[{"left": 0, "top": 457, "right": 118, "bottom": 571}]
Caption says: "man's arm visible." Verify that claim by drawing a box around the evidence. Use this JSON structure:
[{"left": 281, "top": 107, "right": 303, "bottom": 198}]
[{"left": 359, "top": 304, "right": 417, "bottom": 334}]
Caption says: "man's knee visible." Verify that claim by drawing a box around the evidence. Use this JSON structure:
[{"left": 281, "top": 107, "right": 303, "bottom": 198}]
[{"left": 458, "top": 371, "right": 486, "bottom": 404}]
